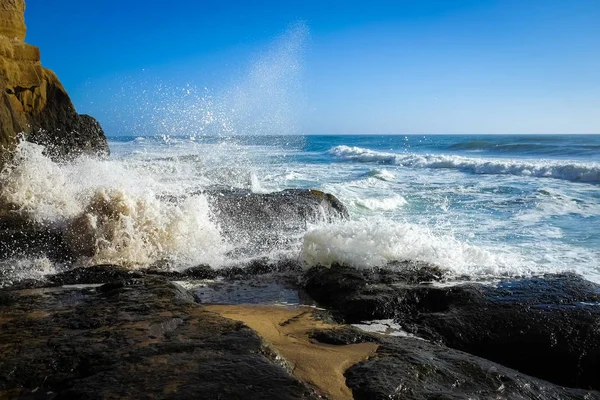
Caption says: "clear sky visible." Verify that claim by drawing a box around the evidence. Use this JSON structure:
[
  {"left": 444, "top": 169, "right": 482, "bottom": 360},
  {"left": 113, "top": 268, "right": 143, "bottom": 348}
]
[{"left": 25, "top": 0, "right": 600, "bottom": 135}]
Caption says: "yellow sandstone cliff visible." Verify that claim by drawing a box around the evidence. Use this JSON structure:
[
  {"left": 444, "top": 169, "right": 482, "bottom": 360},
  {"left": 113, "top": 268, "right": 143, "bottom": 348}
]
[{"left": 0, "top": 0, "right": 108, "bottom": 162}]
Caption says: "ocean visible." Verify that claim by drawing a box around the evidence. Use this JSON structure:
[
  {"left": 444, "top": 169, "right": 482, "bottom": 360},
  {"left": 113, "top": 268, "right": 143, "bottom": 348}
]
[{"left": 1, "top": 134, "right": 599, "bottom": 285}]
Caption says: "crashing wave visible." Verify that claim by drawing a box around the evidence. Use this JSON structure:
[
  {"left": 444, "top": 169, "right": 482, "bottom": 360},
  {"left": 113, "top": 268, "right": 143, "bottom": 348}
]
[
  {"left": 0, "top": 141, "right": 228, "bottom": 268},
  {"left": 301, "top": 219, "right": 543, "bottom": 279}
]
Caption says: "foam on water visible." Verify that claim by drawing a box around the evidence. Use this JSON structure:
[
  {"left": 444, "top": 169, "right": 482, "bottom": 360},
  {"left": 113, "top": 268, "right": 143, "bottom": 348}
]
[
  {"left": 367, "top": 168, "right": 397, "bottom": 182},
  {"left": 3, "top": 134, "right": 599, "bottom": 285},
  {"left": 353, "top": 194, "right": 407, "bottom": 211},
  {"left": 301, "top": 219, "right": 545, "bottom": 279},
  {"left": 516, "top": 187, "right": 600, "bottom": 222},
  {"left": 66, "top": 189, "right": 225, "bottom": 267},
  {"left": 329, "top": 145, "right": 600, "bottom": 183},
  {"left": 0, "top": 257, "right": 57, "bottom": 288}
]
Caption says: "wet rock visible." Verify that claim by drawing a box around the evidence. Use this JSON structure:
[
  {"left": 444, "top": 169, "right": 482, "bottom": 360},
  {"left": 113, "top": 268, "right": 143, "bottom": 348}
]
[
  {"left": 309, "top": 326, "right": 380, "bottom": 346},
  {"left": 3, "top": 257, "right": 305, "bottom": 290},
  {"left": 47, "top": 264, "right": 144, "bottom": 286},
  {"left": 304, "top": 264, "right": 600, "bottom": 390},
  {"left": 401, "top": 275, "right": 600, "bottom": 391},
  {"left": 221, "top": 257, "right": 305, "bottom": 278},
  {"left": 304, "top": 262, "right": 444, "bottom": 321},
  {"left": 0, "top": 276, "right": 319, "bottom": 399},
  {"left": 206, "top": 188, "right": 348, "bottom": 256},
  {"left": 306, "top": 326, "right": 599, "bottom": 399},
  {"left": 207, "top": 188, "right": 349, "bottom": 225},
  {"left": 345, "top": 335, "right": 599, "bottom": 400},
  {"left": 147, "top": 263, "right": 220, "bottom": 280}
]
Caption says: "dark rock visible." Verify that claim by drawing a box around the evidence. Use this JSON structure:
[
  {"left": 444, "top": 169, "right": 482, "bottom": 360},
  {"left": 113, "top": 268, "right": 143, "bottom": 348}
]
[
  {"left": 346, "top": 335, "right": 600, "bottom": 400},
  {"left": 148, "top": 263, "right": 220, "bottom": 280},
  {"left": 307, "top": 325, "right": 599, "bottom": 398},
  {"left": 48, "top": 264, "right": 144, "bottom": 286},
  {"left": 2, "top": 257, "right": 305, "bottom": 290},
  {"left": 147, "top": 257, "right": 303, "bottom": 282},
  {"left": 206, "top": 188, "right": 348, "bottom": 257},
  {"left": 0, "top": 290, "right": 16, "bottom": 306},
  {"left": 27, "top": 110, "right": 109, "bottom": 161},
  {"left": 220, "top": 257, "right": 304, "bottom": 278},
  {"left": 401, "top": 275, "right": 600, "bottom": 391},
  {"left": 304, "top": 264, "right": 600, "bottom": 390},
  {"left": 304, "top": 262, "right": 444, "bottom": 321},
  {"left": 0, "top": 276, "right": 318, "bottom": 399}
]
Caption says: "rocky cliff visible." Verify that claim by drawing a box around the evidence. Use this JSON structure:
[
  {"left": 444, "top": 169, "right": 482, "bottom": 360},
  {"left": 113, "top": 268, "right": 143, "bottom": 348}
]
[{"left": 0, "top": 0, "right": 108, "bottom": 162}]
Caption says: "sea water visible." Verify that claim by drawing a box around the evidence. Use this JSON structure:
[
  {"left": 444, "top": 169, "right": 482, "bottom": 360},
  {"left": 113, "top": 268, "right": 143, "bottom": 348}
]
[
  {"left": 0, "top": 134, "right": 599, "bottom": 285},
  {"left": 115, "top": 134, "right": 599, "bottom": 279}
]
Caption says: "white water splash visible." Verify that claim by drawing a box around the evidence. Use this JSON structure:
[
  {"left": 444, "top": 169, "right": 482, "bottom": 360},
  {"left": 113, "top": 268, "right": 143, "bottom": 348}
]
[
  {"left": 0, "top": 141, "right": 228, "bottom": 269},
  {"left": 301, "top": 219, "right": 544, "bottom": 279}
]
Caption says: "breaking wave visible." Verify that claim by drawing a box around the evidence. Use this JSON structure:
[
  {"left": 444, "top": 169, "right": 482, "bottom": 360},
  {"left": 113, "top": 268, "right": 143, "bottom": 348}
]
[
  {"left": 301, "top": 219, "right": 543, "bottom": 279},
  {"left": 0, "top": 141, "right": 228, "bottom": 268},
  {"left": 329, "top": 145, "right": 600, "bottom": 183}
]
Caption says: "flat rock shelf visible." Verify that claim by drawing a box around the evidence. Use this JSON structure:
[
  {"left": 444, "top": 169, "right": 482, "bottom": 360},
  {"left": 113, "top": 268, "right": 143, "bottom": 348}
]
[{"left": 2, "top": 264, "right": 600, "bottom": 399}]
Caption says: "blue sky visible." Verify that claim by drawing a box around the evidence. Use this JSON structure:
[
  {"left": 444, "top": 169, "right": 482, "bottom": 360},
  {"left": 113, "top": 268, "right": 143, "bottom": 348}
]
[{"left": 25, "top": 0, "right": 600, "bottom": 135}]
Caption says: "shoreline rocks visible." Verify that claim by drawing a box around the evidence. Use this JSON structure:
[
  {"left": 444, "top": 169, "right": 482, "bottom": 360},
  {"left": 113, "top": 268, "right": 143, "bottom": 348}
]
[
  {"left": 0, "top": 276, "right": 319, "bottom": 399},
  {"left": 343, "top": 331, "right": 597, "bottom": 400},
  {"left": 304, "top": 264, "right": 600, "bottom": 392},
  {"left": 2, "top": 266, "right": 600, "bottom": 399}
]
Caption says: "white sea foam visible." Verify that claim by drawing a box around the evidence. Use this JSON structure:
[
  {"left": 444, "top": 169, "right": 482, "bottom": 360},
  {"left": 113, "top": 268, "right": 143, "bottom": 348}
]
[
  {"left": 0, "top": 257, "right": 56, "bottom": 288},
  {"left": 353, "top": 194, "right": 407, "bottom": 211},
  {"left": 329, "top": 145, "right": 600, "bottom": 183},
  {"left": 0, "top": 141, "right": 81, "bottom": 223},
  {"left": 516, "top": 188, "right": 600, "bottom": 222},
  {"left": 301, "top": 219, "right": 542, "bottom": 279},
  {"left": 0, "top": 141, "right": 228, "bottom": 269},
  {"left": 65, "top": 189, "right": 226, "bottom": 267},
  {"left": 367, "top": 168, "right": 397, "bottom": 181}
]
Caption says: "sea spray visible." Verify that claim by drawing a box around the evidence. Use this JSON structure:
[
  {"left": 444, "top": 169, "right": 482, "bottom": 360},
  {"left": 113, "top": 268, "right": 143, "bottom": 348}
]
[
  {"left": 301, "top": 219, "right": 541, "bottom": 279},
  {"left": 0, "top": 141, "right": 228, "bottom": 269},
  {"left": 94, "top": 22, "right": 309, "bottom": 140},
  {"left": 65, "top": 189, "right": 225, "bottom": 267},
  {"left": 100, "top": 22, "right": 310, "bottom": 198},
  {"left": 0, "top": 257, "right": 56, "bottom": 288},
  {"left": 224, "top": 22, "right": 308, "bottom": 137},
  {"left": 0, "top": 141, "right": 80, "bottom": 223}
]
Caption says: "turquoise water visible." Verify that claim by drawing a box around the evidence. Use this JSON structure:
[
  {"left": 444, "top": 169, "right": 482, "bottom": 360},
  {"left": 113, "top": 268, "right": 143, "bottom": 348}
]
[{"left": 107, "top": 134, "right": 600, "bottom": 282}]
